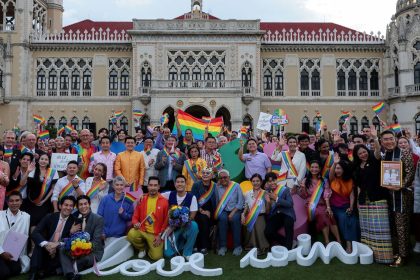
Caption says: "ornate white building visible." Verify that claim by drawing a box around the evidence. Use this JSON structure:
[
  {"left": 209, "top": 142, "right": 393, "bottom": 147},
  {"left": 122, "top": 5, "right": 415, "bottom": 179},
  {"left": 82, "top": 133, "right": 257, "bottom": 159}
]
[{"left": 0, "top": 0, "right": 419, "bottom": 135}]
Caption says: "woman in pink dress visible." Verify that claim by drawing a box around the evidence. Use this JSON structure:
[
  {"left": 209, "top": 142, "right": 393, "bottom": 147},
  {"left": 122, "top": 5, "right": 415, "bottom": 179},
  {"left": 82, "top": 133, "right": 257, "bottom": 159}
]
[
  {"left": 298, "top": 160, "right": 341, "bottom": 244},
  {"left": 0, "top": 148, "right": 11, "bottom": 209}
]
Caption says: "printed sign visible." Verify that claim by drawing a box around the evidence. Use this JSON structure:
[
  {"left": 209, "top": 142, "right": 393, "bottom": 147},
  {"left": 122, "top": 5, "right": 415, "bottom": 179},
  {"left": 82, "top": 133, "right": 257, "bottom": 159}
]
[{"left": 51, "top": 153, "right": 78, "bottom": 171}]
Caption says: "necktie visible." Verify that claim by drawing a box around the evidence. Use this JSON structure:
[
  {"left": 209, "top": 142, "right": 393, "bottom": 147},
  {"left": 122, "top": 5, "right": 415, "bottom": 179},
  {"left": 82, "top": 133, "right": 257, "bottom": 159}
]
[
  {"left": 52, "top": 219, "right": 65, "bottom": 242},
  {"left": 82, "top": 217, "right": 86, "bottom": 232}
]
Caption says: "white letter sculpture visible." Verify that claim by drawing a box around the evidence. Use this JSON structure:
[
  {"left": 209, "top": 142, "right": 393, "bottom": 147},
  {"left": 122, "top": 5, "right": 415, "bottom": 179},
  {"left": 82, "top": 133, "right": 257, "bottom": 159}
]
[{"left": 240, "top": 234, "right": 373, "bottom": 268}]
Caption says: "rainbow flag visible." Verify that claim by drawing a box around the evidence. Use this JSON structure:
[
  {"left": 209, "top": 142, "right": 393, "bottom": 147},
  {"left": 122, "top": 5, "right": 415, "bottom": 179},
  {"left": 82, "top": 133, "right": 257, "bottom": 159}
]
[
  {"left": 340, "top": 111, "right": 351, "bottom": 120},
  {"left": 65, "top": 125, "right": 74, "bottom": 134},
  {"left": 244, "top": 190, "right": 265, "bottom": 232},
  {"left": 133, "top": 109, "right": 144, "bottom": 118},
  {"left": 173, "top": 110, "right": 224, "bottom": 141},
  {"left": 19, "top": 144, "right": 29, "bottom": 154},
  {"left": 57, "top": 127, "right": 65, "bottom": 136},
  {"left": 33, "top": 114, "right": 45, "bottom": 125},
  {"left": 239, "top": 126, "right": 248, "bottom": 139},
  {"left": 109, "top": 116, "right": 117, "bottom": 124},
  {"left": 38, "top": 130, "right": 49, "bottom": 141},
  {"left": 274, "top": 170, "right": 287, "bottom": 182},
  {"left": 146, "top": 212, "right": 156, "bottom": 225},
  {"left": 124, "top": 192, "right": 136, "bottom": 205},
  {"left": 372, "top": 102, "right": 385, "bottom": 115},
  {"left": 114, "top": 111, "right": 124, "bottom": 119},
  {"left": 389, "top": 123, "right": 402, "bottom": 133},
  {"left": 160, "top": 113, "right": 169, "bottom": 125},
  {"left": 274, "top": 108, "right": 286, "bottom": 117},
  {"left": 202, "top": 116, "right": 212, "bottom": 123},
  {"left": 308, "top": 180, "right": 325, "bottom": 221}
]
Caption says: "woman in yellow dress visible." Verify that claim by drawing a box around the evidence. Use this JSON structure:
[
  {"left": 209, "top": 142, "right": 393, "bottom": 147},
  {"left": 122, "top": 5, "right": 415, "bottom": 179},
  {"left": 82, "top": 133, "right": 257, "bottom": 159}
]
[{"left": 182, "top": 145, "right": 207, "bottom": 192}]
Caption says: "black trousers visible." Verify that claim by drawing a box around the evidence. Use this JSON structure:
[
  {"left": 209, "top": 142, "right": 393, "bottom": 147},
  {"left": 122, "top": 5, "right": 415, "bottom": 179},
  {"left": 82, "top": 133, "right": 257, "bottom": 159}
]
[
  {"left": 0, "top": 258, "right": 21, "bottom": 279},
  {"left": 265, "top": 212, "right": 294, "bottom": 250},
  {"left": 30, "top": 245, "right": 60, "bottom": 274},
  {"left": 195, "top": 212, "right": 213, "bottom": 250}
]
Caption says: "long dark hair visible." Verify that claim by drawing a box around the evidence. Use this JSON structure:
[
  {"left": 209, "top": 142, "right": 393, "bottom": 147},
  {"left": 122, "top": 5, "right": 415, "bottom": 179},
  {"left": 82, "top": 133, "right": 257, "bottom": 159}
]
[
  {"left": 305, "top": 160, "right": 321, "bottom": 190},
  {"left": 335, "top": 160, "right": 353, "bottom": 181},
  {"left": 34, "top": 154, "right": 51, "bottom": 181},
  {"left": 94, "top": 163, "right": 107, "bottom": 181},
  {"left": 352, "top": 144, "right": 372, "bottom": 168}
]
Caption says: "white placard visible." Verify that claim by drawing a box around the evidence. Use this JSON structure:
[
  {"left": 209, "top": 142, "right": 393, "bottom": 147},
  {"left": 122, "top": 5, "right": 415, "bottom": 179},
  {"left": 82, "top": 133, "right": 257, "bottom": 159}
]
[
  {"left": 256, "top": 112, "right": 273, "bottom": 131},
  {"left": 51, "top": 153, "right": 78, "bottom": 171}
]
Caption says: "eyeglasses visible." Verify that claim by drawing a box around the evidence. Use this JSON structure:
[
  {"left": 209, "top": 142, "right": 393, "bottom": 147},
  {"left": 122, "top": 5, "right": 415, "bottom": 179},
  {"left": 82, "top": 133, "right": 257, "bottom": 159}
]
[{"left": 219, "top": 176, "right": 229, "bottom": 179}]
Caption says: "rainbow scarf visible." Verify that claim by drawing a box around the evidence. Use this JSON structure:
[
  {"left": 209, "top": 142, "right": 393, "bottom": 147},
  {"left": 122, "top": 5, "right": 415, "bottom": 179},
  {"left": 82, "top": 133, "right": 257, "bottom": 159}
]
[
  {"left": 86, "top": 179, "right": 105, "bottom": 199},
  {"left": 163, "top": 147, "right": 181, "bottom": 160},
  {"left": 321, "top": 153, "right": 334, "bottom": 179},
  {"left": 198, "top": 181, "right": 216, "bottom": 207},
  {"left": 274, "top": 184, "right": 287, "bottom": 197},
  {"left": 33, "top": 168, "right": 56, "bottom": 204},
  {"left": 183, "top": 137, "right": 194, "bottom": 147},
  {"left": 185, "top": 159, "right": 200, "bottom": 182},
  {"left": 214, "top": 182, "right": 238, "bottom": 219},
  {"left": 77, "top": 144, "right": 96, "bottom": 180},
  {"left": 281, "top": 151, "right": 298, "bottom": 178},
  {"left": 307, "top": 179, "right": 325, "bottom": 222},
  {"left": 173, "top": 110, "right": 223, "bottom": 141},
  {"left": 244, "top": 190, "right": 265, "bottom": 232},
  {"left": 4, "top": 147, "right": 13, "bottom": 159},
  {"left": 372, "top": 102, "right": 385, "bottom": 115},
  {"left": 59, "top": 180, "right": 74, "bottom": 201},
  {"left": 144, "top": 147, "right": 152, "bottom": 156}
]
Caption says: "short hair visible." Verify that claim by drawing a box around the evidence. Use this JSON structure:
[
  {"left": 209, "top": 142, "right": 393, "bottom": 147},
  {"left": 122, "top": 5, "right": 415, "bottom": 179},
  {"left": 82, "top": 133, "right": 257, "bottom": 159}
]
[
  {"left": 116, "top": 129, "right": 127, "bottom": 136},
  {"left": 246, "top": 138, "right": 257, "bottom": 145},
  {"left": 175, "top": 174, "right": 186, "bottom": 182},
  {"left": 60, "top": 195, "right": 76, "bottom": 206},
  {"left": 98, "top": 128, "right": 109, "bottom": 134},
  {"left": 124, "top": 136, "right": 136, "bottom": 143},
  {"left": 143, "top": 136, "right": 154, "bottom": 142},
  {"left": 380, "top": 130, "right": 395, "bottom": 138},
  {"left": 67, "top": 160, "right": 78, "bottom": 167},
  {"left": 148, "top": 176, "right": 160, "bottom": 185},
  {"left": 20, "top": 152, "right": 34, "bottom": 162},
  {"left": 352, "top": 134, "right": 367, "bottom": 142},
  {"left": 218, "top": 169, "right": 230, "bottom": 177},
  {"left": 250, "top": 173, "right": 263, "bottom": 182},
  {"left": 298, "top": 134, "right": 310, "bottom": 142},
  {"left": 205, "top": 136, "right": 216, "bottom": 142},
  {"left": 113, "top": 176, "right": 127, "bottom": 186},
  {"left": 287, "top": 136, "right": 297, "bottom": 143},
  {"left": 264, "top": 172, "right": 277, "bottom": 182},
  {"left": 100, "top": 136, "right": 111, "bottom": 144},
  {"left": 167, "top": 135, "right": 177, "bottom": 141},
  {"left": 77, "top": 195, "right": 91, "bottom": 205},
  {"left": 7, "top": 191, "right": 22, "bottom": 201}
]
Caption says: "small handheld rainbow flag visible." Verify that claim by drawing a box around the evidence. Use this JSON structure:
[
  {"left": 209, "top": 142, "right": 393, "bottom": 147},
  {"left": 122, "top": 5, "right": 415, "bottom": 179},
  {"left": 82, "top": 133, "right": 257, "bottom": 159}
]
[
  {"left": 114, "top": 111, "right": 124, "bottom": 119},
  {"left": 133, "top": 109, "right": 144, "bottom": 118},
  {"left": 124, "top": 192, "right": 136, "bottom": 205},
  {"left": 340, "top": 111, "right": 351, "bottom": 120},
  {"left": 160, "top": 113, "right": 169, "bottom": 125},
  {"left": 145, "top": 212, "right": 156, "bottom": 225},
  {"left": 239, "top": 126, "right": 248, "bottom": 139},
  {"left": 38, "top": 130, "right": 49, "bottom": 141},
  {"left": 202, "top": 116, "right": 212, "bottom": 123},
  {"left": 65, "top": 125, "right": 74, "bottom": 134},
  {"left": 389, "top": 123, "right": 402, "bottom": 133},
  {"left": 13, "top": 124, "right": 20, "bottom": 135},
  {"left": 57, "top": 127, "right": 65, "bottom": 136},
  {"left": 33, "top": 114, "right": 45, "bottom": 125},
  {"left": 372, "top": 102, "right": 385, "bottom": 115},
  {"left": 109, "top": 116, "right": 117, "bottom": 124},
  {"left": 274, "top": 108, "right": 286, "bottom": 117}
]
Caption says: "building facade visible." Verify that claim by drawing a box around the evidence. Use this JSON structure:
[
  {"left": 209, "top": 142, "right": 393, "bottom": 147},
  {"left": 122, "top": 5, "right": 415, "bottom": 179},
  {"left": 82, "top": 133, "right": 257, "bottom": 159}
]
[{"left": 0, "top": 0, "right": 419, "bottom": 135}]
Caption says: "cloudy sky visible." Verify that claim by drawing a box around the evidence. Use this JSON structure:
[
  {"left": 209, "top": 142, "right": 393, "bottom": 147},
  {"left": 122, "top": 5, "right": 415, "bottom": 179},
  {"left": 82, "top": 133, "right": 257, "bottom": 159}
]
[{"left": 64, "top": 0, "right": 396, "bottom": 35}]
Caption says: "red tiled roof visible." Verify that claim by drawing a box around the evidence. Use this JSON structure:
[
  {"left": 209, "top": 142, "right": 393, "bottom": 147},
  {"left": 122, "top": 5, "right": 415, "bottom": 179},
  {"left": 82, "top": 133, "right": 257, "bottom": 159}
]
[
  {"left": 63, "top": 20, "right": 133, "bottom": 33},
  {"left": 260, "top": 22, "right": 361, "bottom": 34}
]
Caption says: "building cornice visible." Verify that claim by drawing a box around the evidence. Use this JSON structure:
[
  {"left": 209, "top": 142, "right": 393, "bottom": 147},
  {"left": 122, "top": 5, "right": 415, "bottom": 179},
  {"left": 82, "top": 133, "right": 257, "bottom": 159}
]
[
  {"left": 29, "top": 43, "right": 132, "bottom": 52},
  {"left": 261, "top": 44, "right": 387, "bottom": 53}
]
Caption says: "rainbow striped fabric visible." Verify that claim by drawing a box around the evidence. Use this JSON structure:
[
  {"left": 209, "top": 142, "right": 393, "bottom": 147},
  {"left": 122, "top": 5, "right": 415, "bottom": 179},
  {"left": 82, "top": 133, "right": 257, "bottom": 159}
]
[
  {"left": 372, "top": 102, "right": 385, "bottom": 115},
  {"left": 38, "top": 130, "right": 49, "bottom": 141},
  {"left": 33, "top": 114, "right": 45, "bottom": 124},
  {"left": 239, "top": 126, "right": 248, "bottom": 139},
  {"left": 57, "top": 127, "right": 65, "bottom": 136},
  {"left": 160, "top": 113, "right": 169, "bottom": 125},
  {"left": 340, "top": 111, "right": 351, "bottom": 119},
  {"left": 389, "top": 123, "right": 402, "bottom": 133},
  {"left": 202, "top": 116, "right": 212, "bottom": 123},
  {"left": 114, "top": 111, "right": 124, "bottom": 119},
  {"left": 173, "top": 110, "right": 224, "bottom": 141},
  {"left": 133, "top": 109, "right": 144, "bottom": 118},
  {"left": 65, "top": 125, "right": 74, "bottom": 134}
]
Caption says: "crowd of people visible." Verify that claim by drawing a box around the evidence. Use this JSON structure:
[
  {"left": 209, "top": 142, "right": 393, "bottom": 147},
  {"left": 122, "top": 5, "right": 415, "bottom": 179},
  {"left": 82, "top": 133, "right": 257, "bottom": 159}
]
[{"left": 0, "top": 118, "right": 420, "bottom": 280}]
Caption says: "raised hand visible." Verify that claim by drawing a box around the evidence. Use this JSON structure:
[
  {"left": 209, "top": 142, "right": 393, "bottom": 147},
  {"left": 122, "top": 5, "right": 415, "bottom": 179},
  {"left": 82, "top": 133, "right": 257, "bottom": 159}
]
[{"left": 370, "top": 125, "right": 377, "bottom": 138}]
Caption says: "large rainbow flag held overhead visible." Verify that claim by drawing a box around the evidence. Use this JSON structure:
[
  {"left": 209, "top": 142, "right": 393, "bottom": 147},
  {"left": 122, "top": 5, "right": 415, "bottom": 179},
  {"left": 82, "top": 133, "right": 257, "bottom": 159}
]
[{"left": 173, "top": 110, "right": 224, "bottom": 141}]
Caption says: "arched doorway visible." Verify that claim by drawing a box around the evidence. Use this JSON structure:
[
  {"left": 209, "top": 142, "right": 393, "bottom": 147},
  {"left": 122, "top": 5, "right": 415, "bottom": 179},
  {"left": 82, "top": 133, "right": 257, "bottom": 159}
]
[
  {"left": 185, "top": 105, "right": 210, "bottom": 119},
  {"left": 163, "top": 107, "right": 175, "bottom": 130},
  {"left": 216, "top": 106, "right": 231, "bottom": 129}
]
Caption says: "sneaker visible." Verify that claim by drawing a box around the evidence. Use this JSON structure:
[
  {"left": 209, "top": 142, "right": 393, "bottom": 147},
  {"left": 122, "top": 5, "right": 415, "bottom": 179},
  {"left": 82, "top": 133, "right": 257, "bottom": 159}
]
[
  {"left": 413, "top": 243, "right": 420, "bottom": 254},
  {"left": 200, "top": 249, "right": 208, "bottom": 255},
  {"left": 217, "top": 247, "right": 227, "bottom": 256},
  {"left": 233, "top": 246, "right": 243, "bottom": 256},
  {"left": 138, "top": 251, "right": 146, "bottom": 258}
]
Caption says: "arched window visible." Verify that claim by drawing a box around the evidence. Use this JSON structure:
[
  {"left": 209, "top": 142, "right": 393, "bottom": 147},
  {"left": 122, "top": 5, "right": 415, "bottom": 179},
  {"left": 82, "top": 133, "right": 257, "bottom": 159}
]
[
  {"left": 82, "top": 116, "right": 90, "bottom": 130},
  {"left": 337, "top": 69, "right": 346, "bottom": 90},
  {"left": 359, "top": 70, "right": 368, "bottom": 90},
  {"left": 370, "top": 69, "right": 379, "bottom": 90},
  {"left": 37, "top": 69, "right": 46, "bottom": 90},
  {"left": 60, "top": 70, "right": 69, "bottom": 90},
  {"left": 47, "top": 117, "right": 56, "bottom": 128},
  {"left": 243, "top": 115, "right": 253, "bottom": 130},
  {"left": 415, "top": 62, "right": 420, "bottom": 84},
  {"left": 372, "top": 116, "right": 381, "bottom": 134},
  {"left": 348, "top": 70, "right": 357, "bottom": 90},
  {"left": 71, "top": 69, "right": 80, "bottom": 90},
  {"left": 83, "top": 69, "right": 92, "bottom": 90},
  {"left": 361, "top": 116, "right": 369, "bottom": 129},
  {"left": 301, "top": 116, "right": 310, "bottom": 133},
  {"left": 71, "top": 117, "right": 79, "bottom": 131},
  {"left": 274, "top": 70, "right": 283, "bottom": 90},
  {"left": 216, "top": 66, "right": 225, "bottom": 87},
  {"left": 311, "top": 69, "right": 320, "bottom": 90},
  {"left": 180, "top": 66, "right": 189, "bottom": 87},
  {"left": 109, "top": 69, "right": 118, "bottom": 91},
  {"left": 416, "top": 114, "right": 420, "bottom": 135},
  {"left": 121, "top": 69, "right": 130, "bottom": 91},
  {"left": 140, "top": 115, "right": 151, "bottom": 130},
  {"left": 263, "top": 69, "right": 272, "bottom": 90},
  {"left": 313, "top": 116, "right": 322, "bottom": 129},
  {"left": 169, "top": 66, "right": 178, "bottom": 81},
  {"left": 204, "top": 66, "right": 213, "bottom": 85},
  {"left": 242, "top": 62, "right": 252, "bottom": 88},
  {"left": 350, "top": 116, "right": 358, "bottom": 135},
  {"left": 338, "top": 117, "right": 345, "bottom": 132},
  {"left": 59, "top": 117, "right": 67, "bottom": 128},
  {"left": 141, "top": 63, "right": 151, "bottom": 87},
  {"left": 394, "top": 67, "right": 399, "bottom": 87},
  {"left": 300, "top": 69, "right": 309, "bottom": 90},
  {"left": 392, "top": 114, "right": 399, "bottom": 124},
  {"left": 192, "top": 66, "right": 201, "bottom": 81},
  {"left": 120, "top": 116, "right": 129, "bottom": 131},
  {"left": 48, "top": 70, "right": 58, "bottom": 91}
]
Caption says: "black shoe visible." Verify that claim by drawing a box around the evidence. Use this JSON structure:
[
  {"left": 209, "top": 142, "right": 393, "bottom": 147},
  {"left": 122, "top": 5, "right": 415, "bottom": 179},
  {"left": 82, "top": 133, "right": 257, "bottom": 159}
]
[
  {"left": 72, "top": 274, "right": 81, "bottom": 280},
  {"left": 65, "top": 273, "right": 75, "bottom": 280},
  {"left": 28, "top": 273, "right": 38, "bottom": 280}
]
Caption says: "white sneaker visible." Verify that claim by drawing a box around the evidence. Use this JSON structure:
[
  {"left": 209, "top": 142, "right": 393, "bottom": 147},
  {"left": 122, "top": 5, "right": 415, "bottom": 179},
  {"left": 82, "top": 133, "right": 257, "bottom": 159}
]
[
  {"left": 413, "top": 243, "right": 420, "bottom": 253},
  {"left": 138, "top": 251, "right": 146, "bottom": 258}
]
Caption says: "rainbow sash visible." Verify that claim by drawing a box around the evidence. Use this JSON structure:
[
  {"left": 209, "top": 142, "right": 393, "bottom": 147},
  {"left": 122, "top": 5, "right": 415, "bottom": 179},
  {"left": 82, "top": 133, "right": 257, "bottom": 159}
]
[
  {"left": 198, "top": 181, "right": 215, "bottom": 207},
  {"left": 163, "top": 147, "right": 181, "bottom": 160},
  {"left": 214, "top": 182, "right": 238, "bottom": 219},
  {"left": 77, "top": 144, "right": 96, "bottom": 180},
  {"left": 33, "top": 168, "right": 56, "bottom": 204},
  {"left": 4, "top": 147, "right": 13, "bottom": 159},
  {"left": 244, "top": 190, "right": 265, "bottom": 232},
  {"left": 185, "top": 159, "right": 199, "bottom": 182},
  {"left": 307, "top": 180, "right": 325, "bottom": 222},
  {"left": 274, "top": 184, "right": 287, "bottom": 197},
  {"left": 321, "top": 153, "right": 334, "bottom": 179},
  {"left": 59, "top": 180, "right": 74, "bottom": 201},
  {"left": 86, "top": 179, "right": 105, "bottom": 199},
  {"left": 281, "top": 151, "right": 298, "bottom": 178},
  {"left": 212, "top": 154, "right": 222, "bottom": 171}
]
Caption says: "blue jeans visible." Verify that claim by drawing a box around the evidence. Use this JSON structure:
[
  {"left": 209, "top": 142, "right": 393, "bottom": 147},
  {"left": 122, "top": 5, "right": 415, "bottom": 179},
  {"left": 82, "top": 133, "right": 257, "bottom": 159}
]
[
  {"left": 164, "top": 221, "right": 199, "bottom": 257},
  {"left": 217, "top": 211, "right": 241, "bottom": 249}
]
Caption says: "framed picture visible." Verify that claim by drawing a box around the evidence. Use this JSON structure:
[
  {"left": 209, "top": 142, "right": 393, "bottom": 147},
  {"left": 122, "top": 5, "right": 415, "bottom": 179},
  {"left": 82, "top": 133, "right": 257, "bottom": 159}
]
[{"left": 381, "top": 161, "right": 402, "bottom": 188}]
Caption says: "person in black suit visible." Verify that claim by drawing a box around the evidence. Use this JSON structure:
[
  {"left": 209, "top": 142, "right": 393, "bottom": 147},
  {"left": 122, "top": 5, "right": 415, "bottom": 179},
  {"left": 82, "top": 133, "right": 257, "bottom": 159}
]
[
  {"left": 9, "top": 133, "right": 46, "bottom": 175},
  {"left": 59, "top": 195, "right": 104, "bottom": 280},
  {"left": 29, "top": 196, "right": 76, "bottom": 280}
]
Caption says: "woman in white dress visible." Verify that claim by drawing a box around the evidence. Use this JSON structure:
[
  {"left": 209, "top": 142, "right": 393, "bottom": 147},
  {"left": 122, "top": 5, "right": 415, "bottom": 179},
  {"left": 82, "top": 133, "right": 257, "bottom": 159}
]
[{"left": 82, "top": 163, "right": 108, "bottom": 213}]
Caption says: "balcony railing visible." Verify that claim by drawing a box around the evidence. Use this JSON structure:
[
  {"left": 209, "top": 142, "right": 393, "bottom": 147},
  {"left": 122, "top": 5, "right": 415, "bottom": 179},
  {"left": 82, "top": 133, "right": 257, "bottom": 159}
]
[
  {"left": 36, "top": 88, "right": 91, "bottom": 97},
  {"left": 149, "top": 80, "right": 241, "bottom": 89},
  {"left": 263, "top": 89, "right": 284, "bottom": 97},
  {"left": 407, "top": 84, "right": 420, "bottom": 96}
]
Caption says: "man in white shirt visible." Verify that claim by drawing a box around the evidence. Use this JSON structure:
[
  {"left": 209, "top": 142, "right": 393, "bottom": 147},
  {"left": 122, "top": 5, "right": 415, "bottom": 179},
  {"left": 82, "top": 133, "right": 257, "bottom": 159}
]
[
  {"left": 0, "top": 191, "right": 30, "bottom": 279},
  {"left": 140, "top": 137, "right": 159, "bottom": 189},
  {"left": 52, "top": 161, "right": 85, "bottom": 212}
]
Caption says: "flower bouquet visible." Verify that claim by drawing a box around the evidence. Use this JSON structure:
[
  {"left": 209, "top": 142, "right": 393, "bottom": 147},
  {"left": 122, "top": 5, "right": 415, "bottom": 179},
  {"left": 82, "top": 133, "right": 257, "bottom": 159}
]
[
  {"left": 64, "top": 232, "right": 92, "bottom": 259},
  {"left": 168, "top": 205, "right": 190, "bottom": 229}
]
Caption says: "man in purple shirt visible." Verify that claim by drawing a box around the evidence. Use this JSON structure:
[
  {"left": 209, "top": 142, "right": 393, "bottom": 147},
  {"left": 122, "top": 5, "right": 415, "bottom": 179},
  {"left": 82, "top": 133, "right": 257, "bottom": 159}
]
[
  {"left": 238, "top": 138, "right": 272, "bottom": 179},
  {"left": 89, "top": 136, "right": 116, "bottom": 181}
]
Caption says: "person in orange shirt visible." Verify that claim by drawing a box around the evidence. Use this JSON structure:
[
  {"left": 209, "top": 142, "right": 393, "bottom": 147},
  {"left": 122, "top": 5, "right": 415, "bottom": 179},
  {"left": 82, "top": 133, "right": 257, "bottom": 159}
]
[
  {"left": 126, "top": 176, "right": 168, "bottom": 260},
  {"left": 114, "top": 136, "right": 145, "bottom": 188}
]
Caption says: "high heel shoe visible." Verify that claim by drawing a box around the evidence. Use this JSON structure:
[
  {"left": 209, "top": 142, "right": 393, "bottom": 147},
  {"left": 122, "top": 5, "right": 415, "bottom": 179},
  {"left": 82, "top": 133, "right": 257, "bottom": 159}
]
[{"left": 389, "top": 256, "right": 405, "bottom": 267}]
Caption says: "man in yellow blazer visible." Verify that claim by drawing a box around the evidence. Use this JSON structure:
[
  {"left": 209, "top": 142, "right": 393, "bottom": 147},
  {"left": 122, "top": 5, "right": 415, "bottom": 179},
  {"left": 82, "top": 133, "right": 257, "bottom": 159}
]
[{"left": 114, "top": 136, "right": 145, "bottom": 188}]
